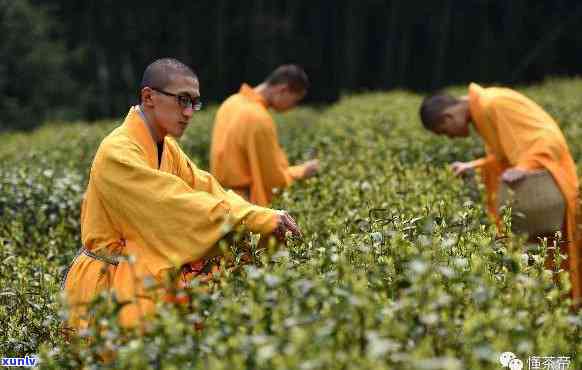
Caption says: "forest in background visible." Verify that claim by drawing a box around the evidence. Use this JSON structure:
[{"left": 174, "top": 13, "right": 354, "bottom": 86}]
[{"left": 2, "top": 0, "right": 582, "bottom": 130}]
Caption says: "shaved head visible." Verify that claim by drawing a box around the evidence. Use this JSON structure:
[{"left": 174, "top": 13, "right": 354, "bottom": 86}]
[
  {"left": 265, "top": 64, "right": 309, "bottom": 93},
  {"left": 139, "top": 58, "right": 198, "bottom": 102},
  {"left": 419, "top": 93, "right": 460, "bottom": 130}
]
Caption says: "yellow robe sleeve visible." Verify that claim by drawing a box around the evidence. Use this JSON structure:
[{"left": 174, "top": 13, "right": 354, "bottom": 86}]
[
  {"left": 247, "top": 119, "right": 296, "bottom": 205},
  {"left": 92, "top": 137, "right": 277, "bottom": 275},
  {"left": 287, "top": 164, "right": 307, "bottom": 180},
  {"left": 176, "top": 147, "right": 278, "bottom": 235},
  {"left": 468, "top": 147, "right": 496, "bottom": 169},
  {"left": 468, "top": 144, "right": 503, "bottom": 219}
]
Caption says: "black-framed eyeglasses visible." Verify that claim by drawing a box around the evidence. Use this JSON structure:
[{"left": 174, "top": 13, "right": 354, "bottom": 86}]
[{"left": 151, "top": 87, "right": 202, "bottom": 111}]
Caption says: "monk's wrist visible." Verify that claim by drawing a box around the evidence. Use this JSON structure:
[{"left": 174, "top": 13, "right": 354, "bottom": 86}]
[{"left": 244, "top": 207, "right": 279, "bottom": 235}]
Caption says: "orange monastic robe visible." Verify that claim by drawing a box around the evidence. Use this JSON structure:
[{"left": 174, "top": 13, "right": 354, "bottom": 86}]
[
  {"left": 210, "top": 84, "right": 307, "bottom": 206},
  {"left": 62, "top": 106, "right": 278, "bottom": 330},
  {"left": 467, "top": 83, "right": 581, "bottom": 303}
]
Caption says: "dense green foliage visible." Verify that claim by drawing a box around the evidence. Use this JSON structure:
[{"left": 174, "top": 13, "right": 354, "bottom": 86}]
[
  {"left": 0, "top": 79, "right": 581, "bottom": 369},
  {"left": 0, "top": 0, "right": 79, "bottom": 131}
]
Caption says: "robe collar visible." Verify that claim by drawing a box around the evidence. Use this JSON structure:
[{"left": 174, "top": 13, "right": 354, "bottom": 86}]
[
  {"left": 239, "top": 83, "right": 269, "bottom": 108},
  {"left": 123, "top": 106, "right": 165, "bottom": 169},
  {"left": 468, "top": 82, "right": 487, "bottom": 132}
]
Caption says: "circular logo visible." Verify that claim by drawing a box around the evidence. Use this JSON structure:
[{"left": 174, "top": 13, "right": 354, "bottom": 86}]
[
  {"left": 508, "top": 358, "right": 524, "bottom": 370},
  {"left": 499, "top": 352, "right": 517, "bottom": 367}
]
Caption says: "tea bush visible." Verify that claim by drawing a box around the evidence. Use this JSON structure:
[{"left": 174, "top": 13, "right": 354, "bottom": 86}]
[{"left": 1, "top": 79, "right": 581, "bottom": 369}]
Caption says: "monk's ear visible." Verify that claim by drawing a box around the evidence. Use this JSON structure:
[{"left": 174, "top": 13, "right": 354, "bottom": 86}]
[
  {"left": 431, "top": 114, "right": 450, "bottom": 134},
  {"left": 440, "top": 112, "right": 455, "bottom": 126},
  {"left": 141, "top": 87, "right": 155, "bottom": 107},
  {"left": 272, "top": 83, "right": 288, "bottom": 95}
]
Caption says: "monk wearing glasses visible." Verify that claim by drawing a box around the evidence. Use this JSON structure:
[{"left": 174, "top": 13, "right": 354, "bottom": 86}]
[{"left": 61, "top": 58, "right": 301, "bottom": 332}]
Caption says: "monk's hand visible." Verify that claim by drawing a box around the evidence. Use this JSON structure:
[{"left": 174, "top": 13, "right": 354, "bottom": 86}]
[
  {"left": 303, "top": 159, "right": 320, "bottom": 178},
  {"left": 274, "top": 211, "right": 303, "bottom": 241},
  {"left": 501, "top": 168, "right": 527, "bottom": 185},
  {"left": 450, "top": 161, "right": 474, "bottom": 177}
]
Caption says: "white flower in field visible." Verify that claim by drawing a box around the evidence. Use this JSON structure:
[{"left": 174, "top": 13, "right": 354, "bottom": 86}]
[
  {"left": 128, "top": 339, "right": 142, "bottom": 351},
  {"left": 295, "top": 279, "right": 314, "bottom": 295},
  {"left": 257, "top": 344, "right": 276, "bottom": 361},
  {"left": 472, "top": 285, "right": 490, "bottom": 304},
  {"left": 441, "top": 237, "right": 456, "bottom": 249},
  {"left": 409, "top": 260, "right": 428, "bottom": 274},
  {"left": 360, "top": 181, "right": 371, "bottom": 191},
  {"left": 366, "top": 331, "right": 400, "bottom": 359},
  {"left": 438, "top": 266, "right": 455, "bottom": 278},
  {"left": 452, "top": 257, "right": 468, "bottom": 270},
  {"left": 358, "top": 244, "right": 370, "bottom": 253},
  {"left": 245, "top": 266, "right": 262, "bottom": 280},
  {"left": 371, "top": 231, "right": 383, "bottom": 244},
  {"left": 420, "top": 313, "right": 439, "bottom": 326},
  {"left": 434, "top": 293, "right": 452, "bottom": 307},
  {"left": 271, "top": 250, "right": 289, "bottom": 260},
  {"left": 412, "top": 357, "right": 462, "bottom": 370},
  {"left": 300, "top": 360, "right": 321, "bottom": 370},
  {"left": 516, "top": 340, "right": 533, "bottom": 353},
  {"left": 251, "top": 334, "right": 268, "bottom": 345},
  {"left": 264, "top": 274, "right": 280, "bottom": 287}
]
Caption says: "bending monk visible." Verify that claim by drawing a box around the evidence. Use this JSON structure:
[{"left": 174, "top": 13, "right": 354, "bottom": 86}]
[
  {"left": 210, "top": 64, "right": 319, "bottom": 206},
  {"left": 61, "top": 58, "right": 301, "bottom": 331},
  {"left": 419, "top": 83, "right": 581, "bottom": 305}
]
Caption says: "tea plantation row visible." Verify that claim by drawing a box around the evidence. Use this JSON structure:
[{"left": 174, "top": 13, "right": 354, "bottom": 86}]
[{"left": 0, "top": 79, "right": 581, "bottom": 369}]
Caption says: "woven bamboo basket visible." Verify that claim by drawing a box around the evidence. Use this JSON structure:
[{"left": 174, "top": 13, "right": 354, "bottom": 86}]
[{"left": 496, "top": 170, "right": 565, "bottom": 236}]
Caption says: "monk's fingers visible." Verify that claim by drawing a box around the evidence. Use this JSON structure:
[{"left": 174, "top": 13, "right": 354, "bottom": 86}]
[
  {"left": 273, "top": 215, "right": 286, "bottom": 238},
  {"left": 451, "top": 162, "right": 473, "bottom": 177},
  {"left": 303, "top": 159, "right": 320, "bottom": 178},
  {"left": 272, "top": 213, "right": 288, "bottom": 240},
  {"left": 279, "top": 213, "right": 294, "bottom": 234},
  {"left": 274, "top": 211, "right": 302, "bottom": 239},
  {"left": 309, "top": 159, "right": 320, "bottom": 169},
  {"left": 282, "top": 214, "right": 302, "bottom": 238},
  {"left": 311, "top": 161, "right": 320, "bottom": 174},
  {"left": 450, "top": 162, "right": 463, "bottom": 176}
]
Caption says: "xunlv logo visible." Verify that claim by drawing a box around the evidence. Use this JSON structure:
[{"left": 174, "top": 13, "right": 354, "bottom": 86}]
[{"left": 1, "top": 355, "right": 38, "bottom": 367}]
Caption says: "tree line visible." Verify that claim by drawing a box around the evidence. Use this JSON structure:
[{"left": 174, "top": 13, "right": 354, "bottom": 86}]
[{"left": 2, "top": 0, "right": 581, "bottom": 131}]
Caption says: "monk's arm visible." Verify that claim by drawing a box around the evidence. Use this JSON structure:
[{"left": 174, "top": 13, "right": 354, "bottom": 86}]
[
  {"left": 287, "top": 164, "right": 308, "bottom": 180},
  {"left": 182, "top": 155, "right": 278, "bottom": 235},
  {"left": 468, "top": 148, "right": 496, "bottom": 169},
  {"left": 93, "top": 139, "right": 274, "bottom": 266}
]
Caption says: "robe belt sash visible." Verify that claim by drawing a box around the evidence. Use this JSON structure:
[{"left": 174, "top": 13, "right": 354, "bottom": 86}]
[
  {"left": 60, "top": 241, "right": 223, "bottom": 291},
  {"left": 60, "top": 245, "right": 123, "bottom": 290}
]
